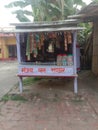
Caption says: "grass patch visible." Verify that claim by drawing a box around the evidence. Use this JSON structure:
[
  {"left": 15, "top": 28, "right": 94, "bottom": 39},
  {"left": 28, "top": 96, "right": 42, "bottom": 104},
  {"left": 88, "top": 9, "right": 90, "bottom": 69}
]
[
  {"left": 23, "top": 77, "right": 42, "bottom": 86},
  {"left": 1, "top": 94, "right": 27, "bottom": 102}
]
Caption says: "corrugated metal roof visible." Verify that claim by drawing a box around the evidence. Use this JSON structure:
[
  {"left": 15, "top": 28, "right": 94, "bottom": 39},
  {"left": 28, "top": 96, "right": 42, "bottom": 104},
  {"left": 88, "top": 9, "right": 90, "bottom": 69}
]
[
  {"left": 78, "top": 2, "right": 98, "bottom": 15},
  {"left": 11, "top": 19, "right": 79, "bottom": 26},
  {"left": 0, "top": 19, "right": 84, "bottom": 33},
  {"left": 68, "top": 2, "right": 98, "bottom": 22},
  {"left": 0, "top": 27, "right": 85, "bottom": 33}
]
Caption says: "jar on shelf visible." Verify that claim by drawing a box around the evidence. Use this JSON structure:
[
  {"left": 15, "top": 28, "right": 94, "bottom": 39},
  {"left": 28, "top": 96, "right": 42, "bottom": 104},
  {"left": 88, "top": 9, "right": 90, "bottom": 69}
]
[
  {"left": 67, "top": 54, "right": 73, "bottom": 66},
  {"left": 57, "top": 54, "right": 62, "bottom": 66},
  {"left": 62, "top": 54, "right": 67, "bottom": 66}
]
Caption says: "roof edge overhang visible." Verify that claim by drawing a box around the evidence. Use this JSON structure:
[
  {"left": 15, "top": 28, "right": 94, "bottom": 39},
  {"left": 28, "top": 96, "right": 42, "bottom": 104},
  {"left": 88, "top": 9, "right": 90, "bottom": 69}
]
[
  {"left": 10, "top": 19, "right": 79, "bottom": 27},
  {"left": 0, "top": 27, "right": 85, "bottom": 33},
  {"left": 0, "top": 19, "right": 85, "bottom": 33}
]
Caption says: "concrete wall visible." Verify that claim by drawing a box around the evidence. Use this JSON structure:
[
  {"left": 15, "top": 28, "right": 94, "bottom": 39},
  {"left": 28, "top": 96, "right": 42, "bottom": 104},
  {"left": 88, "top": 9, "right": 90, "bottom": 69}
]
[
  {"left": 92, "top": 20, "right": 98, "bottom": 75},
  {"left": 0, "top": 36, "right": 16, "bottom": 60},
  {"left": 0, "top": 37, "right": 5, "bottom": 59}
]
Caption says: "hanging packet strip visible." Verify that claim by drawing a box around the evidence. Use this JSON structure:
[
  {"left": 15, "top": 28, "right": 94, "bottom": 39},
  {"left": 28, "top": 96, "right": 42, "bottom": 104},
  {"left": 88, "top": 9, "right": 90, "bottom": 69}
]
[
  {"left": 30, "top": 33, "right": 34, "bottom": 53},
  {"left": 40, "top": 33, "right": 45, "bottom": 46},
  {"left": 32, "top": 42, "right": 38, "bottom": 58},
  {"left": 67, "top": 32, "right": 72, "bottom": 44},
  {"left": 64, "top": 32, "right": 68, "bottom": 51},
  {"left": 26, "top": 34, "right": 31, "bottom": 61},
  {"left": 35, "top": 34, "right": 40, "bottom": 43}
]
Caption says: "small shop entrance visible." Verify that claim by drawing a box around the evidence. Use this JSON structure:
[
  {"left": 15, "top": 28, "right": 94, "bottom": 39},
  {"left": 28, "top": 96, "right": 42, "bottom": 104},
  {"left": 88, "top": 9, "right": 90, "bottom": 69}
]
[{"left": 8, "top": 45, "right": 17, "bottom": 58}]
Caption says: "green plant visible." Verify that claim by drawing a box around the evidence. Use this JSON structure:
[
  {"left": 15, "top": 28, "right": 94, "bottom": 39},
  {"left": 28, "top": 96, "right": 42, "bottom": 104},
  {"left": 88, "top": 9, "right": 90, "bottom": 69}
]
[
  {"left": 5, "top": 0, "right": 86, "bottom": 22},
  {"left": 77, "top": 23, "right": 92, "bottom": 46},
  {"left": 1, "top": 94, "right": 27, "bottom": 102},
  {"left": 23, "top": 77, "right": 42, "bottom": 86}
]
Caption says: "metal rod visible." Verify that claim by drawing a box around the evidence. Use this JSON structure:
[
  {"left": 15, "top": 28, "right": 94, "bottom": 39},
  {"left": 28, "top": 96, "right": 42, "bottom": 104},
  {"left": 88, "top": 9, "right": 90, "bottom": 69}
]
[
  {"left": 19, "top": 76, "right": 23, "bottom": 93},
  {"left": 74, "top": 77, "right": 78, "bottom": 94},
  {"left": 73, "top": 31, "right": 78, "bottom": 93},
  {"left": 16, "top": 33, "right": 21, "bottom": 63}
]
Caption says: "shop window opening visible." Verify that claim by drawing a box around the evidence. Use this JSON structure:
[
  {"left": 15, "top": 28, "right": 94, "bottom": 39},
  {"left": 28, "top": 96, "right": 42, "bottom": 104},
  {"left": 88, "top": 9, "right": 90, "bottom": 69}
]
[
  {"left": 0, "top": 48, "right": 1, "bottom": 53},
  {"left": 8, "top": 45, "right": 17, "bottom": 58}
]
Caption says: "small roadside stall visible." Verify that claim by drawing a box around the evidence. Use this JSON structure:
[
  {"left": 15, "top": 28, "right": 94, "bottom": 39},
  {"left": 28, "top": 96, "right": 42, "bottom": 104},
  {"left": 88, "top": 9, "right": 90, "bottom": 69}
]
[{"left": 10, "top": 20, "right": 83, "bottom": 93}]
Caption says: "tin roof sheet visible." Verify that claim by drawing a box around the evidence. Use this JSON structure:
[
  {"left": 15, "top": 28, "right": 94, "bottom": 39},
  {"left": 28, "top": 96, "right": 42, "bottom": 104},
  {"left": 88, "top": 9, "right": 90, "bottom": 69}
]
[
  {"left": 68, "top": 2, "right": 98, "bottom": 22},
  {"left": 0, "top": 19, "right": 84, "bottom": 33}
]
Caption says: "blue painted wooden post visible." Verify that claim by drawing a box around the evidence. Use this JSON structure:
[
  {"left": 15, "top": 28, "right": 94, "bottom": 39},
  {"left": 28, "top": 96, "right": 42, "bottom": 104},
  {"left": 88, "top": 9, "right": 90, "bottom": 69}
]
[
  {"left": 73, "top": 31, "right": 78, "bottom": 94},
  {"left": 16, "top": 33, "right": 21, "bottom": 63},
  {"left": 19, "top": 76, "right": 23, "bottom": 93},
  {"left": 16, "top": 33, "right": 23, "bottom": 93}
]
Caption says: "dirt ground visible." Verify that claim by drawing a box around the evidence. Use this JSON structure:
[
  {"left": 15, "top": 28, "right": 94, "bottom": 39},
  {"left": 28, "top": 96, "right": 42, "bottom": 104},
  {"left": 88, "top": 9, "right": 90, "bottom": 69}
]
[
  {"left": 0, "top": 70, "right": 98, "bottom": 130},
  {"left": 0, "top": 61, "right": 18, "bottom": 98}
]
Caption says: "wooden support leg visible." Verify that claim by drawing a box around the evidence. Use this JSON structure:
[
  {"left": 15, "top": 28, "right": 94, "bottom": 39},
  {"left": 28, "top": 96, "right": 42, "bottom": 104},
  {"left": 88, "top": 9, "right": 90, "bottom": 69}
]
[
  {"left": 19, "top": 76, "right": 23, "bottom": 93},
  {"left": 74, "top": 77, "right": 78, "bottom": 94}
]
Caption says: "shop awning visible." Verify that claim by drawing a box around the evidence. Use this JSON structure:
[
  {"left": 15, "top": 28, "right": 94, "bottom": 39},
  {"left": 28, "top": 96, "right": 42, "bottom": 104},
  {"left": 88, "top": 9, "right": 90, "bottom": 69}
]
[{"left": 0, "top": 19, "right": 84, "bottom": 33}]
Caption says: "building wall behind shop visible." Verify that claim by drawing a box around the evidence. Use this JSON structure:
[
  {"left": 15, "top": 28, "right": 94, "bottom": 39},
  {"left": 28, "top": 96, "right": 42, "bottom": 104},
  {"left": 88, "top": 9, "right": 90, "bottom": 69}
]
[
  {"left": 0, "top": 37, "right": 4, "bottom": 59},
  {"left": 0, "top": 46, "right": 2, "bottom": 58},
  {"left": 0, "top": 35, "right": 16, "bottom": 60},
  {"left": 92, "top": 20, "right": 98, "bottom": 75}
]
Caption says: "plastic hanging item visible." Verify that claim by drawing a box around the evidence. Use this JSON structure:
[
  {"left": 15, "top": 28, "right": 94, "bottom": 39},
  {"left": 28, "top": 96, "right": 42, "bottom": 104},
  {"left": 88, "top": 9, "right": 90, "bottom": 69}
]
[
  {"left": 47, "top": 41, "right": 54, "bottom": 53},
  {"left": 40, "top": 33, "right": 45, "bottom": 46},
  {"left": 30, "top": 33, "right": 34, "bottom": 53},
  {"left": 67, "top": 32, "right": 72, "bottom": 44},
  {"left": 32, "top": 42, "right": 38, "bottom": 58},
  {"left": 57, "top": 54, "right": 62, "bottom": 66},
  {"left": 64, "top": 32, "right": 68, "bottom": 51},
  {"left": 26, "top": 34, "right": 31, "bottom": 60},
  {"left": 35, "top": 34, "right": 40, "bottom": 43}
]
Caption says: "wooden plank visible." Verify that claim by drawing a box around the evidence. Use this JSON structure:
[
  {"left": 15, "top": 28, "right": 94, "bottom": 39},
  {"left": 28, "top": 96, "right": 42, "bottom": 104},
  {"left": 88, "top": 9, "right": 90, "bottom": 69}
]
[{"left": 17, "top": 74, "right": 78, "bottom": 77}]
